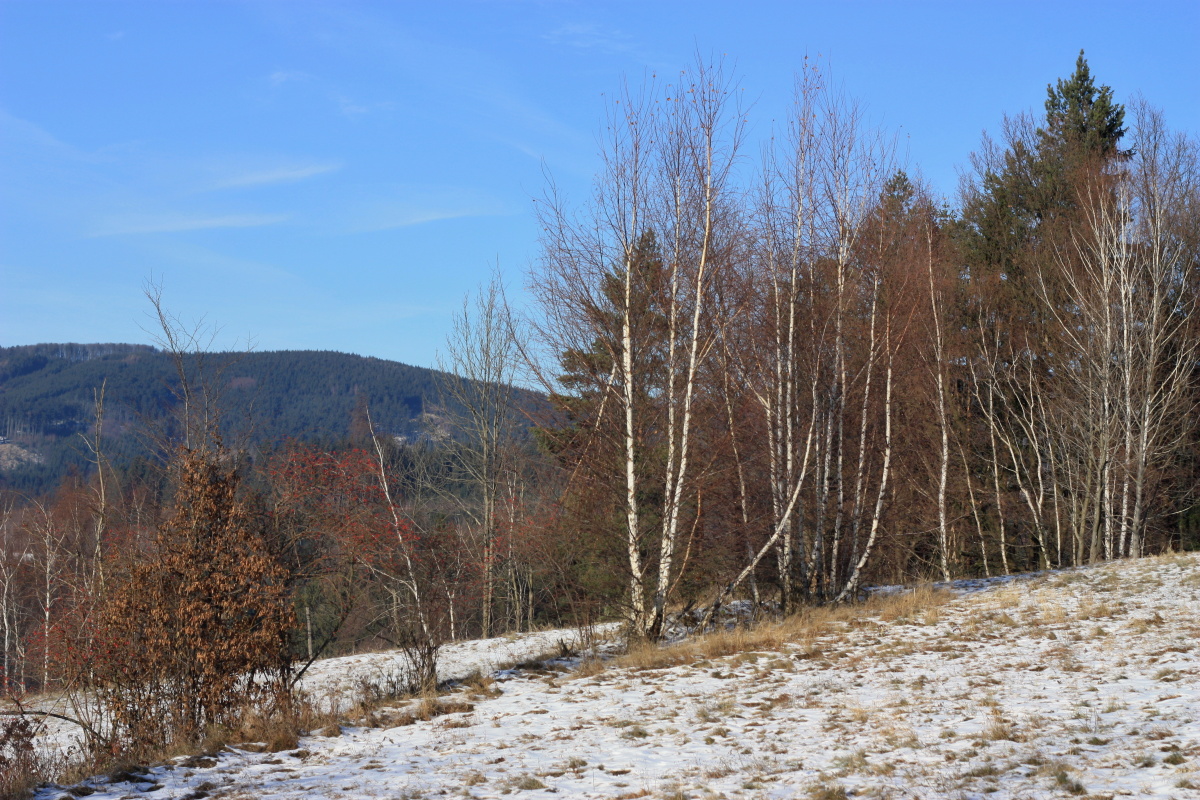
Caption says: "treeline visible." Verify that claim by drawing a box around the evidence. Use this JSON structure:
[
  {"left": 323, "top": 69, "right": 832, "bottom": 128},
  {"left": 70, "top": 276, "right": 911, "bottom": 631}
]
[{"left": 529, "top": 53, "right": 1200, "bottom": 637}]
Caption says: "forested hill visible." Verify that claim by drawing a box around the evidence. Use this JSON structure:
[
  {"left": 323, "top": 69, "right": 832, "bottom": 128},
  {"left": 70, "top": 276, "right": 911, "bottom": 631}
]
[{"left": 0, "top": 343, "right": 489, "bottom": 493}]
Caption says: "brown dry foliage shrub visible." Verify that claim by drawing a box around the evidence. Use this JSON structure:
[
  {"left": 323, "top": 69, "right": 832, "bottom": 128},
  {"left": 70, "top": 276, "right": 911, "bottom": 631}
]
[
  {"left": 77, "top": 448, "right": 297, "bottom": 760},
  {"left": 0, "top": 712, "right": 43, "bottom": 800}
]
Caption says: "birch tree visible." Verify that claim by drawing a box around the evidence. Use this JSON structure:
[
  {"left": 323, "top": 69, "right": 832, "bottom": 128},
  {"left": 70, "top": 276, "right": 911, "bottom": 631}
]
[
  {"left": 1050, "top": 102, "right": 1199, "bottom": 561},
  {"left": 706, "top": 71, "right": 899, "bottom": 611},
  {"left": 533, "top": 57, "right": 744, "bottom": 638},
  {"left": 436, "top": 275, "right": 520, "bottom": 637}
]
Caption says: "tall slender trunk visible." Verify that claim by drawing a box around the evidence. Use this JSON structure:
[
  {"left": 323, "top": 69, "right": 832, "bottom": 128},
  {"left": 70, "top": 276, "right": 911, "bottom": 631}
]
[
  {"left": 620, "top": 253, "right": 646, "bottom": 627},
  {"left": 844, "top": 283, "right": 879, "bottom": 594},
  {"left": 651, "top": 88, "right": 728, "bottom": 637},
  {"left": 959, "top": 439, "right": 990, "bottom": 577},
  {"left": 368, "top": 411, "right": 431, "bottom": 641},
  {"left": 986, "top": 382, "right": 1010, "bottom": 574},
  {"left": 928, "top": 228, "right": 952, "bottom": 581},
  {"left": 835, "top": 316, "right": 894, "bottom": 604}
]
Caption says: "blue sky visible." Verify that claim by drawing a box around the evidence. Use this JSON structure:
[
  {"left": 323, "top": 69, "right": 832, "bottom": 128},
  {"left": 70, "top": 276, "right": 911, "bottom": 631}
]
[{"left": 2, "top": 1, "right": 1197, "bottom": 368}]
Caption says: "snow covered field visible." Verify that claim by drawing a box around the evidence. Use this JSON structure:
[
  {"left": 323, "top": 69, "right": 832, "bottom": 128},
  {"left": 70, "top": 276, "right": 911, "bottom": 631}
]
[{"left": 33, "top": 552, "right": 1200, "bottom": 799}]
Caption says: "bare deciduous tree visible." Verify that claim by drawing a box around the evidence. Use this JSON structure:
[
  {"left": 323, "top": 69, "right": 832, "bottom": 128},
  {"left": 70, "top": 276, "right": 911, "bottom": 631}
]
[
  {"left": 436, "top": 274, "right": 520, "bottom": 637},
  {"left": 532, "top": 56, "right": 745, "bottom": 638}
]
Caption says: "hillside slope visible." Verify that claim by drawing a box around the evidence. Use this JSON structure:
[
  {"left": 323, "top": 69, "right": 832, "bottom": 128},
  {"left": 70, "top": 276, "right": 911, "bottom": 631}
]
[
  {"left": 0, "top": 344, "right": 523, "bottom": 492},
  {"left": 37, "top": 552, "right": 1200, "bottom": 799}
]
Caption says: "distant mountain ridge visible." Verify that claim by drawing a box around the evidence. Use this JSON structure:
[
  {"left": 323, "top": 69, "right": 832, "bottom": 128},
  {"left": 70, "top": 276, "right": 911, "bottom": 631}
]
[{"left": 0, "top": 343, "right": 477, "bottom": 493}]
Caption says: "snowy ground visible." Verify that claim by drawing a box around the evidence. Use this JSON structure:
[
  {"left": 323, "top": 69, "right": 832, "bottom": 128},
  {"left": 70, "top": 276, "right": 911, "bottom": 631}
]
[
  {"left": 297, "top": 624, "right": 618, "bottom": 714},
  {"left": 33, "top": 552, "right": 1200, "bottom": 800},
  {"left": 21, "top": 625, "right": 616, "bottom": 762}
]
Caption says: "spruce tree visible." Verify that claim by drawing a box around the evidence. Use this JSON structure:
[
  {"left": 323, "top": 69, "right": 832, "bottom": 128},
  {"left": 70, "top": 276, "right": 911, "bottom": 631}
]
[
  {"left": 1042, "top": 50, "right": 1126, "bottom": 159},
  {"left": 955, "top": 51, "right": 1128, "bottom": 290}
]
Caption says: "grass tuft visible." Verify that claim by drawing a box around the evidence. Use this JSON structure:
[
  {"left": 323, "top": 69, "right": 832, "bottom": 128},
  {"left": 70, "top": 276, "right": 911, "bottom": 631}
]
[{"left": 806, "top": 783, "right": 848, "bottom": 800}]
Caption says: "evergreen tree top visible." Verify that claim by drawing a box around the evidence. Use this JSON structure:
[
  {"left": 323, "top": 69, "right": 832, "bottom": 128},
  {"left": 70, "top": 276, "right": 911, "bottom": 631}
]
[{"left": 1042, "top": 50, "right": 1126, "bottom": 157}]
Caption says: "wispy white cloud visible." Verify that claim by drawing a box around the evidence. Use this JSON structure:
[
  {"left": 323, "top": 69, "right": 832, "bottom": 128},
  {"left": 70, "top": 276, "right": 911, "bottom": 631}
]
[
  {"left": 266, "top": 67, "right": 382, "bottom": 118},
  {"left": 132, "top": 237, "right": 302, "bottom": 286},
  {"left": 261, "top": 5, "right": 591, "bottom": 151},
  {"left": 359, "top": 207, "right": 491, "bottom": 230},
  {"left": 543, "top": 22, "right": 634, "bottom": 54},
  {"left": 1, "top": 108, "right": 98, "bottom": 163},
  {"left": 210, "top": 161, "right": 341, "bottom": 189},
  {"left": 346, "top": 186, "right": 511, "bottom": 233},
  {"left": 2, "top": 110, "right": 318, "bottom": 239},
  {"left": 332, "top": 93, "right": 370, "bottom": 117},
  {"left": 268, "top": 69, "right": 310, "bottom": 86},
  {"left": 90, "top": 212, "right": 287, "bottom": 237}
]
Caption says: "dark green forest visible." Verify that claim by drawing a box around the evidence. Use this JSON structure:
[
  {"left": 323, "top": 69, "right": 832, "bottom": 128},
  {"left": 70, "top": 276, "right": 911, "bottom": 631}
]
[{"left": 0, "top": 343, "right": 457, "bottom": 493}]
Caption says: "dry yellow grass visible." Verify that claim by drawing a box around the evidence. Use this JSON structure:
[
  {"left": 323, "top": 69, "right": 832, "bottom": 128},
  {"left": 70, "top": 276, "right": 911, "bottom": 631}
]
[
  {"left": 611, "top": 585, "right": 953, "bottom": 674},
  {"left": 1037, "top": 597, "right": 1068, "bottom": 624}
]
